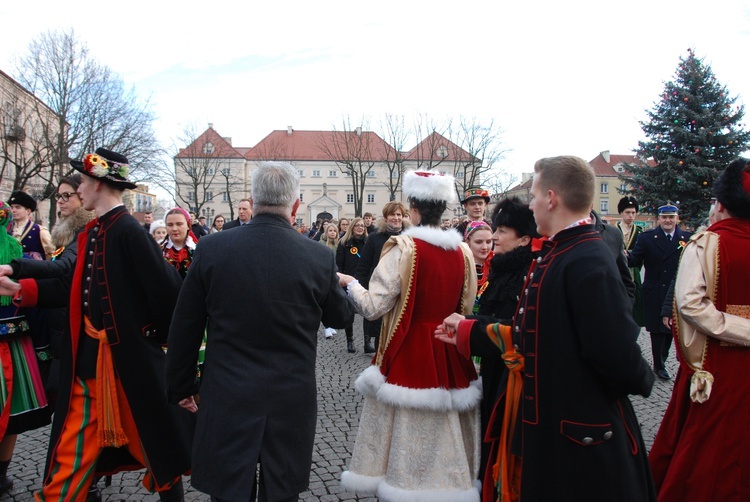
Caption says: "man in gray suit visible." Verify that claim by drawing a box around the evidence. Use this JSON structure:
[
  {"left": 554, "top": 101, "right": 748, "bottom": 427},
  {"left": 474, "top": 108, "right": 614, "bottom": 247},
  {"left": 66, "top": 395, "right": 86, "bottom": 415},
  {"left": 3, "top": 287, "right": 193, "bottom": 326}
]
[{"left": 165, "top": 161, "right": 351, "bottom": 502}]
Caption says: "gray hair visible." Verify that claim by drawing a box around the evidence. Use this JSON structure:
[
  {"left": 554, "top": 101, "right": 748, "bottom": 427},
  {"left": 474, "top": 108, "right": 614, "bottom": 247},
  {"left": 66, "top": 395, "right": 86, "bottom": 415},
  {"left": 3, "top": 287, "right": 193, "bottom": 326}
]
[{"left": 251, "top": 162, "right": 300, "bottom": 212}]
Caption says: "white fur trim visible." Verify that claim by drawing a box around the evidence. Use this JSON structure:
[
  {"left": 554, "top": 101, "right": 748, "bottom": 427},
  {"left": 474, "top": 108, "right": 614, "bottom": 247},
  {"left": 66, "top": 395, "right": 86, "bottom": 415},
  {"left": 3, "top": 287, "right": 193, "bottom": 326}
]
[
  {"left": 451, "top": 378, "right": 483, "bottom": 412},
  {"left": 377, "top": 480, "right": 480, "bottom": 502},
  {"left": 403, "top": 170, "right": 457, "bottom": 204},
  {"left": 341, "top": 470, "right": 383, "bottom": 495},
  {"left": 355, "top": 365, "right": 481, "bottom": 411},
  {"left": 403, "top": 226, "right": 462, "bottom": 250},
  {"left": 377, "top": 382, "right": 453, "bottom": 411},
  {"left": 354, "top": 365, "right": 386, "bottom": 397}
]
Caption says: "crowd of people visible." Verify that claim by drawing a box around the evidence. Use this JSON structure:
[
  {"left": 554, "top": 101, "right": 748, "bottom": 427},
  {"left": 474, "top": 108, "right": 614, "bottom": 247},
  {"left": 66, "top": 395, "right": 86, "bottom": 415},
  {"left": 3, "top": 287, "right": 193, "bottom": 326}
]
[{"left": 0, "top": 149, "right": 746, "bottom": 502}]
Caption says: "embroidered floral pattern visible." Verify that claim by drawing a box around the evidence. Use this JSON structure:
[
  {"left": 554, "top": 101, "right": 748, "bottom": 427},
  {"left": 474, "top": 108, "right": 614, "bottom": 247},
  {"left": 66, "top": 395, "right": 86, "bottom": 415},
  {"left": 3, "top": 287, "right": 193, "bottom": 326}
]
[
  {"left": 83, "top": 153, "right": 129, "bottom": 180},
  {"left": 0, "top": 319, "right": 29, "bottom": 335}
]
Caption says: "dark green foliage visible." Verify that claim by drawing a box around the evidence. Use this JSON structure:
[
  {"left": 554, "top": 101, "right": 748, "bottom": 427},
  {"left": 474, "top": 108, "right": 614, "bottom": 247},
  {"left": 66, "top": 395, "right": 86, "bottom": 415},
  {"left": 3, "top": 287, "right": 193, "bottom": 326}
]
[{"left": 621, "top": 49, "right": 750, "bottom": 228}]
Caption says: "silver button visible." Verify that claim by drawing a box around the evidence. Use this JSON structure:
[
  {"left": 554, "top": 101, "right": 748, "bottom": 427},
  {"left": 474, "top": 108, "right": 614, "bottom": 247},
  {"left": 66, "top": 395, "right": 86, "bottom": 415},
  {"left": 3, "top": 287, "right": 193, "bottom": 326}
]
[
  {"left": 89, "top": 251, "right": 93, "bottom": 256},
  {"left": 515, "top": 326, "right": 520, "bottom": 333},
  {"left": 518, "top": 308, "right": 524, "bottom": 314},
  {"left": 87, "top": 264, "right": 92, "bottom": 269},
  {"left": 86, "top": 277, "right": 90, "bottom": 282},
  {"left": 84, "top": 290, "right": 88, "bottom": 295},
  {"left": 524, "top": 288, "right": 529, "bottom": 295},
  {"left": 93, "top": 227, "right": 99, "bottom": 232},
  {"left": 537, "top": 256, "right": 542, "bottom": 263},
  {"left": 603, "top": 431, "right": 613, "bottom": 440},
  {"left": 83, "top": 302, "right": 88, "bottom": 307},
  {"left": 91, "top": 238, "right": 95, "bottom": 243},
  {"left": 529, "top": 273, "right": 534, "bottom": 279},
  {"left": 582, "top": 437, "right": 593, "bottom": 445}
]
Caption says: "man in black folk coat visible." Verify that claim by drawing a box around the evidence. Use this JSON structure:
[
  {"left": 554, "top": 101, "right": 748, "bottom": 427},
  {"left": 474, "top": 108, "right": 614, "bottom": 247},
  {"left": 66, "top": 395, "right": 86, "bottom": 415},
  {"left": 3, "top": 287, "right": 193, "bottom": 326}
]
[
  {"left": 166, "top": 161, "right": 351, "bottom": 502},
  {"left": 512, "top": 156, "right": 656, "bottom": 501},
  {"left": 0, "top": 148, "right": 192, "bottom": 501},
  {"left": 627, "top": 203, "right": 692, "bottom": 380}
]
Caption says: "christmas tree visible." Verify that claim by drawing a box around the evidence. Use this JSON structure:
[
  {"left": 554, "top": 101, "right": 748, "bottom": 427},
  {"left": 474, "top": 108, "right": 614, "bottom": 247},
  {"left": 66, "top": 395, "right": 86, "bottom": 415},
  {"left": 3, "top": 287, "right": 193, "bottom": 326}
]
[{"left": 621, "top": 49, "right": 750, "bottom": 227}]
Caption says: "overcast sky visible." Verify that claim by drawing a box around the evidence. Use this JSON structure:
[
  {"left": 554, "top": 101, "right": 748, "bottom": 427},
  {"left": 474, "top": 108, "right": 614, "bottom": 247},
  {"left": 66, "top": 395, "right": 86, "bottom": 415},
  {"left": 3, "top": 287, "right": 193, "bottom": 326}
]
[{"left": 2, "top": 0, "right": 749, "bottom": 185}]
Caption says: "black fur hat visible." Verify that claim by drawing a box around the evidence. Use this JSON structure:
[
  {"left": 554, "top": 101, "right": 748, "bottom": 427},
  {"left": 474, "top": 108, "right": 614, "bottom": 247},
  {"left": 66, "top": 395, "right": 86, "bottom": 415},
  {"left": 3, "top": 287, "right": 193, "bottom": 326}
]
[
  {"left": 9, "top": 191, "right": 37, "bottom": 212},
  {"left": 617, "top": 196, "right": 639, "bottom": 214},
  {"left": 491, "top": 197, "right": 539, "bottom": 238},
  {"left": 714, "top": 158, "right": 750, "bottom": 220}
]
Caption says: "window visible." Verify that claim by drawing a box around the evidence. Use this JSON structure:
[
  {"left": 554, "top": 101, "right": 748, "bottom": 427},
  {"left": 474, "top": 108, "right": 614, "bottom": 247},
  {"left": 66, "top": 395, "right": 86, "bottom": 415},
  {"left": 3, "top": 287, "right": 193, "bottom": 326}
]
[
  {"left": 367, "top": 194, "right": 375, "bottom": 204},
  {"left": 600, "top": 183, "right": 609, "bottom": 194},
  {"left": 188, "top": 191, "right": 196, "bottom": 201},
  {"left": 220, "top": 168, "right": 230, "bottom": 176},
  {"left": 312, "top": 170, "right": 321, "bottom": 177},
  {"left": 207, "top": 167, "right": 215, "bottom": 175},
  {"left": 202, "top": 142, "right": 215, "bottom": 154},
  {"left": 298, "top": 169, "right": 304, "bottom": 177},
  {"left": 346, "top": 194, "right": 354, "bottom": 203},
  {"left": 185, "top": 167, "right": 195, "bottom": 176},
  {"left": 299, "top": 193, "right": 304, "bottom": 202},
  {"left": 329, "top": 170, "right": 338, "bottom": 177},
  {"left": 346, "top": 171, "right": 352, "bottom": 177},
  {"left": 367, "top": 170, "right": 376, "bottom": 178},
  {"left": 436, "top": 145, "right": 449, "bottom": 158},
  {"left": 600, "top": 199, "right": 609, "bottom": 214},
  {"left": 222, "top": 192, "right": 229, "bottom": 202},
  {"left": 206, "top": 192, "right": 214, "bottom": 201},
  {"left": 619, "top": 183, "right": 628, "bottom": 193}
]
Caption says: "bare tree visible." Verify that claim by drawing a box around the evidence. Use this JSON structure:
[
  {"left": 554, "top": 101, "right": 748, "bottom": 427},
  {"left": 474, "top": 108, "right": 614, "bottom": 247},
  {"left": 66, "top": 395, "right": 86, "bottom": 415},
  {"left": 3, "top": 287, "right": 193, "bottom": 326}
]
[
  {"left": 316, "top": 116, "right": 379, "bottom": 216},
  {"left": 13, "top": 29, "right": 162, "bottom": 224},
  {"left": 163, "top": 125, "right": 246, "bottom": 219},
  {"left": 447, "top": 117, "right": 510, "bottom": 201},
  {"left": 377, "top": 113, "right": 409, "bottom": 201},
  {"left": 410, "top": 114, "right": 452, "bottom": 170}
]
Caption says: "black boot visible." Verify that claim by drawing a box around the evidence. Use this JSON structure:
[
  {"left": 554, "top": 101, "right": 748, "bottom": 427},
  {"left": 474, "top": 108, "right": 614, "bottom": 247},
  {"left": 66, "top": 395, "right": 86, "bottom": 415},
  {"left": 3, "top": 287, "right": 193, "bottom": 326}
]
[
  {"left": 347, "top": 340, "right": 356, "bottom": 353},
  {"left": 0, "top": 459, "right": 12, "bottom": 495},
  {"left": 364, "top": 336, "right": 375, "bottom": 354},
  {"left": 158, "top": 479, "right": 184, "bottom": 502}
]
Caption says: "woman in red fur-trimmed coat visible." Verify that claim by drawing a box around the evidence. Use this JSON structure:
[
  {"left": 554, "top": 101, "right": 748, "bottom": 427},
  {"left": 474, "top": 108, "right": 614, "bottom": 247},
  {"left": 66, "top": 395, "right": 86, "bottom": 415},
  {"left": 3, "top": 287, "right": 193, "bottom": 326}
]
[{"left": 338, "top": 170, "right": 480, "bottom": 502}]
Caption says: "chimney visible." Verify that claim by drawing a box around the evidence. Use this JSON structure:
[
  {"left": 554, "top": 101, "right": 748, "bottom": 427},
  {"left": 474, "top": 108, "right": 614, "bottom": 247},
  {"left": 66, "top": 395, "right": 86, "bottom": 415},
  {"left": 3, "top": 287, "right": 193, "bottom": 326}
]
[
  {"left": 208, "top": 123, "right": 214, "bottom": 129},
  {"left": 601, "top": 150, "right": 610, "bottom": 163},
  {"left": 287, "top": 126, "right": 293, "bottom": 136},
  {"left": 355, "top": 126, "right": 362, "bottom": 137}
]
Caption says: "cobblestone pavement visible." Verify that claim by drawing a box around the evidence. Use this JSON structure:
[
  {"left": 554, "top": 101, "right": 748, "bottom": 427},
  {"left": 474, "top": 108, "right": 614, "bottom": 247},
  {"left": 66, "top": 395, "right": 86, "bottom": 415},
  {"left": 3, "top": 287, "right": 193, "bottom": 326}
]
[{"left": 5, "top": 318, "right": 674, "bottom": 501}]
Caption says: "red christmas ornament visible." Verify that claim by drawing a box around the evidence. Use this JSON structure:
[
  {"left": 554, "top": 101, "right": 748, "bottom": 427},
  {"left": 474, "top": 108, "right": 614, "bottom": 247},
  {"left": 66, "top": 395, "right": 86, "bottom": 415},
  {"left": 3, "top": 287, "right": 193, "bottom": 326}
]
[
  {"left": 684, "top": 97, "right": 689, "bottom": 102},
  {"left": 679, "top": 161, "right": 684, "bottom": 166}
]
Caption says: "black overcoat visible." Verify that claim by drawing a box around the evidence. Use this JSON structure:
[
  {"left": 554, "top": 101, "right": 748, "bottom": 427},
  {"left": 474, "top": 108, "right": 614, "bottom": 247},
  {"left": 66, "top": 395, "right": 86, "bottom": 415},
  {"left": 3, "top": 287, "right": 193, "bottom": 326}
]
[
  {"left": 29, "top": 207, "right": 193, "bottom": 485},
  {"left": 514, "top": 225, "right": 656, "bottom": 501},
  {"left": 627, "top": 225, "right": 692, "bottom": 333},
  {"left": 165, "top": 213, "right": 352, "bottom": 500}
]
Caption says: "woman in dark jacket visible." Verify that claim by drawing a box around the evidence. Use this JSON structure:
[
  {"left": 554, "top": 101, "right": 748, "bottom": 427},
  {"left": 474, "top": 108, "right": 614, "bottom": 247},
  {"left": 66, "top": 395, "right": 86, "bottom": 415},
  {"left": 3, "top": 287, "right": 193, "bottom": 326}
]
[
  {"left": 438, "top": 197, "right": 539, "bottom": 502},
  {"left": 335, "top": 217, "right": 367, "bottom": 353},
  {"left": 354, "top": 202, "right": 409, "bottom": 353}
]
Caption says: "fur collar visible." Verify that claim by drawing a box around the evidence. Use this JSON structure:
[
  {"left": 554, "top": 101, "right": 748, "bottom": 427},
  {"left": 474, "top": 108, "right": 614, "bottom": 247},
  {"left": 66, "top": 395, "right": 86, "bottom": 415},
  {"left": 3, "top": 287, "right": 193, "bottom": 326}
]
[
  {"left": 50, "top": 207, "right": 96, "bottom": 248},
  {"left": 403, "top": 225, "right": 462, "bottom": 250}
]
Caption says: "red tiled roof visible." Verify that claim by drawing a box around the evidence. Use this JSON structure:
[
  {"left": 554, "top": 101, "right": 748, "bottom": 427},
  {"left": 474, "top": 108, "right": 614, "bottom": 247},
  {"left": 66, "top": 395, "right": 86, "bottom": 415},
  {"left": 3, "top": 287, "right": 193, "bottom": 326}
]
[
  {"left": 245, "top": 129, "right": 398, "bottom": 161},
  {"left": 507, "top": 177, "right": 533, "bottom": 192},
  {"left": 175, "top": 127, "right": 244, "bottom": 158},
  {"left": 588, "top": 152, "right": 653, "bottom": 177},
  {"left": 404, "top": 132, "right": 475, "bottom": 162}
]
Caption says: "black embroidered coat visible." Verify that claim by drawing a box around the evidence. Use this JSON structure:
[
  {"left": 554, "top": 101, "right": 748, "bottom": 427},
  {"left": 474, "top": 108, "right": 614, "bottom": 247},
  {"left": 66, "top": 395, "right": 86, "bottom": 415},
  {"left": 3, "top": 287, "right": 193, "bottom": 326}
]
[{"left": 513, "top": 224, "right": 656, "bottom": 501}]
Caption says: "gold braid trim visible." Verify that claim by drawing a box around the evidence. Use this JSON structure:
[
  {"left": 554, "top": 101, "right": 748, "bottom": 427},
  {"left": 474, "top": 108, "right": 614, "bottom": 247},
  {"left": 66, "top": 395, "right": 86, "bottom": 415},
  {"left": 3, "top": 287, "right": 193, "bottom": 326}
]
[{"left": 375, "top": 236, "right": 417, "bottom": 366}]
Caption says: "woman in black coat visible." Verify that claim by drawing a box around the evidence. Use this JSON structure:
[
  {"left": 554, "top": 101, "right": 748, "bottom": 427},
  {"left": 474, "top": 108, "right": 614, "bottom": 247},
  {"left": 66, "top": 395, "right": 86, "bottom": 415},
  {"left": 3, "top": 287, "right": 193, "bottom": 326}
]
[
  {"left": 439, "top": 197, "right": 539, "bottom": 502},
  {"left": 335, "top": 217, "right": 367, "bottom": 353}
]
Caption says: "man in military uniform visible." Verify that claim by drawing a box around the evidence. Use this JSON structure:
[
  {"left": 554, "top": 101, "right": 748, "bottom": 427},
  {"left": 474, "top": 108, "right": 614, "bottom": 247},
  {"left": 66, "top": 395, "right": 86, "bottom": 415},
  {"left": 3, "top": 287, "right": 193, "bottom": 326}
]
[{"left": 627, "top": 203, "right": 692, "bottom": 380}]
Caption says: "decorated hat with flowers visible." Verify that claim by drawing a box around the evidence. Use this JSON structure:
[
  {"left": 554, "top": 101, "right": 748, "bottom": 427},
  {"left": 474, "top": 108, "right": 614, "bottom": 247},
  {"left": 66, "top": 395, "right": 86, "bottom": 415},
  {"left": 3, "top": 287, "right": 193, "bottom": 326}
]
[
  {"left": 461, "top": 187, "right": 490, "bottom": 204},
  {"left": 403, "top": 170, "right": 457, "bottom": 204},
  {"left": 70, "top": 148, "right": 137, "bottom": 190},
  {"left": 0, "top": 201, "right": 13, "bottom": 227}
]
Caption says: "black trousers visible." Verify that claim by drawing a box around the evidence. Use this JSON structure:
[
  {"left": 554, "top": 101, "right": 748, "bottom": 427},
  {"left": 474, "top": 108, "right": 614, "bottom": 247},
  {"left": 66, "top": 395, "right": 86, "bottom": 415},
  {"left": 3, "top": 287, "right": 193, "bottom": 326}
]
[
  {"left": 210, "top": 464, "right": 297, "bottom": 502},
  {"left": 650, "top": 330, "right": 672, "bottom": 371}
]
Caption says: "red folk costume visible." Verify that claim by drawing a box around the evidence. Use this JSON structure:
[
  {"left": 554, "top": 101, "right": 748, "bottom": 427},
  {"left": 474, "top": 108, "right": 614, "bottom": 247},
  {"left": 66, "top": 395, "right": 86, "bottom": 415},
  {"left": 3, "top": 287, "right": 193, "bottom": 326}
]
[
  {"left": 341, "top": 170, "right": 480, "bottom": 502},
  {"left": 650, "top": 159, "right": 750, "bottom": 501}
]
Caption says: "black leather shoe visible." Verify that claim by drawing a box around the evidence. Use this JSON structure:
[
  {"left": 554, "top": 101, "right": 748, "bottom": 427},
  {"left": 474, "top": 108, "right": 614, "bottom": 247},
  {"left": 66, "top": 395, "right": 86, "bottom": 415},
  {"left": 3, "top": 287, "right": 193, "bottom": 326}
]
[
  {"left": 347, "top": 340, "right": 356, "bottom": 353},
  {"left": 0, "top": 475, "right": 13, "bottom": 494},
  {"left": 656, "top": 369, "right": 672, "bottom": 380},
  {"left": 364, "top": 341, "right": 376, "bottom": 354},
  {"left": 86, "top": 486, "right": 102, "bottom": 502}
]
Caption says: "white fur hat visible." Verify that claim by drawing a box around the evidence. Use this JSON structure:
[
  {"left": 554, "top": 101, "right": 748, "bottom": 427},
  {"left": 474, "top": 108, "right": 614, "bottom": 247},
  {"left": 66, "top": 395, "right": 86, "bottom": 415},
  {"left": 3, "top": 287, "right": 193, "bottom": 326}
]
[
  {"left": 150, "top": 219, "right": 166, "bottom": 234},
  {"left": 402, "top": 170, "right": 457, "bottom": 204}
]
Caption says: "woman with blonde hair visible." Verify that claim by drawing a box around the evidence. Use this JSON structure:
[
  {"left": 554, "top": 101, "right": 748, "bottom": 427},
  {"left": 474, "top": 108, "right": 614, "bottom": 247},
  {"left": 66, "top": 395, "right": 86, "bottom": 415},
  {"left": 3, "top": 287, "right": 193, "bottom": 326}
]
[
  {"left": 336, "top": 217, "right": 367, "bottom": 352},
  {"left": 320, "top": 223, "right": 340, "bottom": 338}
]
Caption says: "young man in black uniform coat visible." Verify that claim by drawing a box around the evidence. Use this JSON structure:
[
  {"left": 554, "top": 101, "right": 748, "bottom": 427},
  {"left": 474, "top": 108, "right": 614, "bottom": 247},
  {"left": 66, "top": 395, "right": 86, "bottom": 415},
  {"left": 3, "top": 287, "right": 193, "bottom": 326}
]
[
  {"left": 166, "top": 161, "right": 351, "bottom": 502},
  {"left": 0, "top": 148, "right": 192, "bottom": 501}
]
